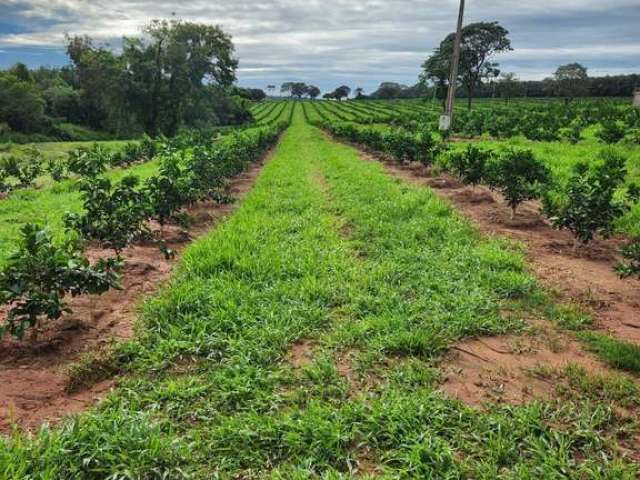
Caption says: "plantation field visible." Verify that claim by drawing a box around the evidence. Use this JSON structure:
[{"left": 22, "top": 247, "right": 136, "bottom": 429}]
[
  {"left": 1, "top": 101, "right": 640, "bottom": 477},
  {"left": 308, "top": 98, "right": 640, "bottom": 236},
  {"left": 0, "top": 140, "right": 131, "bottom": 162}
]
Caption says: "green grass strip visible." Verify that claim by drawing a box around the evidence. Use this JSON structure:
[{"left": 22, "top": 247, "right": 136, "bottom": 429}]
[{"left": 1, "top": 104, "right": 637, "bottom": 478}]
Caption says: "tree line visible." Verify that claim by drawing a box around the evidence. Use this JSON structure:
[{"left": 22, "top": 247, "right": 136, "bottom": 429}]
[{"left": 0, "top": 19, "right": 256, "bottom": 142}]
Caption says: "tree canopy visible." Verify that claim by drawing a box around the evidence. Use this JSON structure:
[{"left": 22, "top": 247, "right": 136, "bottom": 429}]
[
  {"left": 422, "top": 21, "right": 512, "bottom": 109},
  {"left": 0, "top": 19, "right": 251, "bottom": 141}
]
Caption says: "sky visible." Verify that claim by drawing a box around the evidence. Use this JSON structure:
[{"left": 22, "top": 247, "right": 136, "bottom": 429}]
[{"left": 0, "top": 0, "right": 639, "bottom": 94}]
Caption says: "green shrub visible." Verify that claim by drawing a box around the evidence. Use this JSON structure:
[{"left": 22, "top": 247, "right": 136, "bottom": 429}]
[
  {"left": 543, "top": 150, "right": 628, "bottom": 249},
  {"left": 485, "top": 147, "right": 550, "bottom": 218},
  {"left": 66, "top": 175, "right": 151, "bottom": 252},
  {"left": 597, "top": 120, "right": 626, "bottom": 144},
  {"left": 617, "top": 237, "right": 640, "bottom": 278},
  {"left": 67, "top": 144, "right": 111, "bottom": 177},
  {"left": 447, "top": 144, "right": 491, "bottom": 187},
  {"left": 0, "top": 224, "right": 122, "bottom": 339}
]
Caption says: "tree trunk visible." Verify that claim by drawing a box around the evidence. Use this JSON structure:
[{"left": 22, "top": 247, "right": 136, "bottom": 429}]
[{"left": 150, "top": 39, "right": 164, "bottom": 137}]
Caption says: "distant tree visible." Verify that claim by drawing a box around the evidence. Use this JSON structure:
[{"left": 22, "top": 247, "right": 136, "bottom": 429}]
[
  {"left": 290, "top": 82, "right": 309, "bottom": 99},
  {"left": 322, "top": 92, "right": 334, "bottom": 100},
  {"left": 267, "top": 84, "right": 276, "bottom": 96},
  {"left": 420, "top": 48, "right": 450, "bottom": 109},
  {"left": 331, "top": 85, "right": 351, "bottom": 101},
  {"left": 497, "top": 72, "right": 521, "bottom": 102},
  {"left": 43, "top": 84, "right": 82, "bottom": 122},
  {"left": 0, "top": 73, "right": 47, "bottom": 132},
  {"left": 66, "top": 35, "right": 124, "bottom": 131},
  {"left": 128, "top": 19, "right": 238, "bottom": 136},
  {"left": 370, "top": 82, "right": 406, "bottom": 99},
  {"left": 307, "top": 85, "right": 321, "bottom": 100},
  {"left": 280, "top": 82, "right": 308, "bottom": 98},
  {"left": 354, "top": 87, "right": 364, "bottom": 99},
  {"left": 233, "top": 87, "right": 266, "bottom": 101},
  {"left": 280, "top": 82, "right": 293, "bottom": 97},
  {"left": 554, "top": 63, "right": 589, "bottom": 101},
  {"left": 9, "top": 63, "right": 32, "bottom": 83},
  {"left": 433, "top": 21, "right": 512, "bottom": 110}
]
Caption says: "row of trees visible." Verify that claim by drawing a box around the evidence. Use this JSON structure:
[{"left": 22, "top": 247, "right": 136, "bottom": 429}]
[
  {"left": 415, "top": 21, "right": 639, "bottom": 105},
  {"left": 0, "top": 19, "right": 253, "bottom": 141},
  {"left": 279, "top": 82, "right": 321, "bottom": 99},
  {"left": 275, "top": 83, "right": 361, "bottom": 101}
]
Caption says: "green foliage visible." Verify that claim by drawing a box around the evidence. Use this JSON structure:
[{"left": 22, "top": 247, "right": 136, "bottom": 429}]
[
  {"left": 0, "top": 224, "right": 121, "bottom": 339},
  {"left": 580, "top": 332, "right": 640, "bottom": 373},
  {"left": 323, "top": 121, "right": 442, "bottom": 166},
  {"left": 447, "top": 144, "right": 491, "bottom": 187},
  {"left": 46, "top": 157, "right": 69, "bottom": 181},
  {"left": 616, "top": 237, "right": 640, "bottom": 278},
  {"left": 543, "top": 150, "right": 629, "bottom": 246},
  {"left": 558, "top": 117, "right": 583, "bottom": 144},
  {"left": 0, "top": 152, "right": 43, "bottom": 190},
  {"left": 485, "top": 147, "right": 550, "bottom": 216},
  {"left": 597, "top": 120, "right": 627, "bottom": 144},
  {"left": 0, "top": 73, "right": 46, "bottom": 133},
  {"left": 144, "top": 155, "right": 195, "bottom": 226},
  {"left": 65, "top": 175, "right": 150, "bottom": 252},
  {"left": 67, "top": 144, "right": 111, "bottom": 177}
]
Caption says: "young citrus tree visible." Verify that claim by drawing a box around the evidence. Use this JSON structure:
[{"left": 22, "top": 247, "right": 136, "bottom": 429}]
[
  {"left": 65, "top": 175, "right": 150, "bottom": 253},
  {"left": 486, "top": 147, "right": 550, "bottom": 218},
  {"left": 448, "top": 144, "right": 491, "bottom": 188},
  {"left": 542, "top": 150, "right": 629, "bottom": 250},
  {"left": 0, "top": 224, "right": 122, "bottom": 339}
]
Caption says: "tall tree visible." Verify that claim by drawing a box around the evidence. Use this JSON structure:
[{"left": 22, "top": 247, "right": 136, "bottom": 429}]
[
  {"left": 426, "top": 21, "right": 512, "bottom": 110},
  {"left": 331, "top": 85, "right": 351, "bottom": 101},
  {"left": 307, "top": 85, "right": 321, "bottom": 100},
  {"left": 420, "top": 47, "right": 451, "bottom": 109},
  {"left": 122, "top": 19, "right": 238, "bottom": 136},
  {"left": 554, "top": 63, "right": 589, "bottom": 101},
  {"left": 66, "top": 35, "right": 124, "bottom": 131}
]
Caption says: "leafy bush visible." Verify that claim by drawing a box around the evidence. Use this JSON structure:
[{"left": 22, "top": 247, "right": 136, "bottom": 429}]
[
  {"left": 65, "top": 175, "right": 150, "bottom": 252},
  {"left": 0, "top": 224, "right": 122, "bottom": 339},
  {"left": 542, "top": 150, "right": 628, "bottom": 248},
  {"left": 67, "top": 144, "right": 111, "bottom": 177},
  {"left": 144, "top": 155, "right": 196, "bottom": 226},
  {"left": 485, "top": 147, "right": 550, "bottom": 218},
  {"left": 323, "top": 121, "right": 441, "bottom": 166},
  {"left": 597, "top": 120, "right": 626, "bottom": 144},
  {"left": 447, "top": 144, "right": 491, "bottom": 187},
  {"left": 617, "top": 238, "right": 640, "bottom": 278},
  {"left": 622, "top": 128, "right": 640, "bottom": 145},
  {"left": 0, "top": 150, "right": 43, "bottom": 189},
  {"left": 558, "top": 118, "right": 583, "bottom": 144},
  {"left": 47, "top": 157, "right": 68, "bottom": 181}
]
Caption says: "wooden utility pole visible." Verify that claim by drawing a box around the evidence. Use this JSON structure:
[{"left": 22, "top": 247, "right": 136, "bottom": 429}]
[{"left": 440, "top": 0, "right": 465, "bottom": 131}]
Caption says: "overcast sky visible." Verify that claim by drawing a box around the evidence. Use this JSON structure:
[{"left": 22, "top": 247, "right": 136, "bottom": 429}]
[{"left": 1, "top": 0, "right": 639, "bottom": 93}]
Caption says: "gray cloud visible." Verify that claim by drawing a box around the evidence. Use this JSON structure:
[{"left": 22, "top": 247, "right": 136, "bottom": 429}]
[{"left": 1, "top": 0, "right": 639, "bottom": 92}]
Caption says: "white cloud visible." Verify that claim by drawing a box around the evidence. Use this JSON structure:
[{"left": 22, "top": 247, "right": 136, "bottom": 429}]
[{"left": 1, "top": 0, "right": 639, "bottom": 91}]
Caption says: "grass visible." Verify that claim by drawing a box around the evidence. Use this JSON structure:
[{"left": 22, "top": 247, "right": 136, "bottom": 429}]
[
  {"left": 0, "top": 159, "right": 159, "bottom": 266},
  {"left": 581, "top": 332, "right": 640, "bottom": 373},
  {"left": 1, "top": 104, "right": 638, "bottom": 477},
  {"left": 0, "top": 140, "right": 132, "bottom": 163}
]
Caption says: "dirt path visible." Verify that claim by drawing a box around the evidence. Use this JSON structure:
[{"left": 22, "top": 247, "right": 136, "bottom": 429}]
[{"left": 0, "top": 152, "right": 273, "bottom": 434}]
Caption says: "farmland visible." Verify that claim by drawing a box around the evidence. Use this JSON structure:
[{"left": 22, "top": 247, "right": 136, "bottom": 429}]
[{"left": 1, "top": 98, "right": 640, "bottom": 477}]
